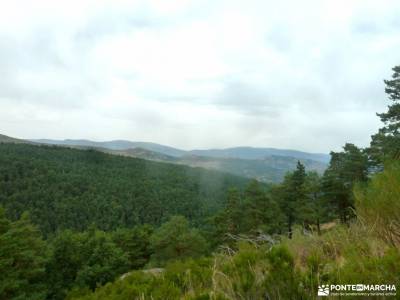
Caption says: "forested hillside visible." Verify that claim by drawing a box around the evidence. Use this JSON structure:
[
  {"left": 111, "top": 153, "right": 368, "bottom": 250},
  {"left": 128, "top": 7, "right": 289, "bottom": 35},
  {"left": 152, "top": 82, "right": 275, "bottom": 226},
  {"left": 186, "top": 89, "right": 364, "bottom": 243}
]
[
  {"left": 69, "top": 65, "right": 400, "bottom": 299},
  {"left": 0, "top": 65, "right": 399, "bottom": 299},
  {"left": 70, "top": 162, "right": 400, "bottom": 300},
  {"left": 0, "top": 143, "right": 249, "bottom": 235}
]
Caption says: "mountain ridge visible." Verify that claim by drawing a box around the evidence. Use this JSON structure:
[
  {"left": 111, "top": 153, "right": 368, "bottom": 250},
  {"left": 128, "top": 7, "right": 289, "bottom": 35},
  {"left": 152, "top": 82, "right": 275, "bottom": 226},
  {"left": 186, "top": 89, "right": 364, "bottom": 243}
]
[
  {"left": 30, "top": 138, "right": 329, "bottom": 162},
  {"left": 189, "top": 146, "right": 329, "bottom": 163},
  {"left": 31, "top": 138, "right": 186, "bottom": 157},
  {"left": 26, "top": 136, "right": 328, "bottom": 183},
  {"left": 0, "top": 134, "right": 29, "bottom": 144}
]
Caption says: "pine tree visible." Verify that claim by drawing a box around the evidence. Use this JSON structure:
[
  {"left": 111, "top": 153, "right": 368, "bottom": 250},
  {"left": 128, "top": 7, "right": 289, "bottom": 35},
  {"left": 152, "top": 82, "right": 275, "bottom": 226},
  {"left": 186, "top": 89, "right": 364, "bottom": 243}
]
[
  {"left": 0, "top": 209, "right": 47, "bottom": 300},
  {"left": 46, "top": 230, "right": 85, "bottom": 300},
  {"left": 75, "top": 230, "right": 130, "bottom": 290},
  {"left": 369, "top": 65, "right": 400, "bottom": 164},
  {"left": 222, "top": 188, "right": 243, "bottom": 235},
  {"left": 210, "top": 188, "right": 244, "bottom": 247},
  {"left": 242, "top": 180, "right": 284, "bottom": 235},
  {"left": 112, "top": 225, "right": 153, "bottom": 269},
  {"left": 150, "top": 216, "right": 208, "bottom": 263},
  {"left": 322, "top": 144, "right": 368, "bottom": 223},
  {"left": 296, "top": 171, "right": 327, "bottom": 234},
  {"left": 280, "top": 161, "right": 307, "bottom": 238}
]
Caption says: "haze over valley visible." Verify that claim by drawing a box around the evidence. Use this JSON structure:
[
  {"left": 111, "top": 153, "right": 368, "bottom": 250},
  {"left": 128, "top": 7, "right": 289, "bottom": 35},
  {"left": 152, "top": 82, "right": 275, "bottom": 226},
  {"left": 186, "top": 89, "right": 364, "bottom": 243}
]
[{"left": 28, "top": 136, "right": 329, "bottom": 182}]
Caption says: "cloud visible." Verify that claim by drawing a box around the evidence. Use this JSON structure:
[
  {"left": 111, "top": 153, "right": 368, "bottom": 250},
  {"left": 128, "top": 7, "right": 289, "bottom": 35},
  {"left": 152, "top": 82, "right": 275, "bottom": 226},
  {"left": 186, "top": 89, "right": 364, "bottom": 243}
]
[{"left": 0, "top": 0, "right": 399, "bottom": 152}]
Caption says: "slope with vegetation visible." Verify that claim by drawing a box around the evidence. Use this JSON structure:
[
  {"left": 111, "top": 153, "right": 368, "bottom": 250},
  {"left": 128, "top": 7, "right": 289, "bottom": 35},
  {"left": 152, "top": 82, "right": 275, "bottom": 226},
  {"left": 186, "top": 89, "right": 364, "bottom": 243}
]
[
  {"left": 0, "top": 133, "right": 27, "bottom": 144},
  {"left": 68, "top": 65, "right": 400, "bottom": 300},
  {"left": 0, "top": 65, "right": 399, "bottom": 299},
  {"left": 70, "top": 161, "right": 400, "bottom": 299},
  {"left": 0, "top": 143, "right": 249, "bottom": 235}
]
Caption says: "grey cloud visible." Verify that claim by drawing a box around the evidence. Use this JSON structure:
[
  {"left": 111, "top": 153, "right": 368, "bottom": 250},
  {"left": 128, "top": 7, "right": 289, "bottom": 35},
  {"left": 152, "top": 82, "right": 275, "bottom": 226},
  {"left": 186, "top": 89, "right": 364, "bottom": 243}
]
[
  {"left": 75, "top": 13, "right": 162, "bottom": 43},
  {"left": 0, "top": 0, "right": 399, "bottom": 152},
  {"left": 0, "top": 26, "right": 107, "bottom": 110},
  {"left": 73, "top": 0, "right": 215, "bottom": 43},
  {"left": 266, "top": 28, "right": 292, "bottom": 52},
  {"left": 214, "top": 81, "right": 284, "bottom": 117},
  {"left": 352, "top": 21, "right": 381, "bottom": 35}
]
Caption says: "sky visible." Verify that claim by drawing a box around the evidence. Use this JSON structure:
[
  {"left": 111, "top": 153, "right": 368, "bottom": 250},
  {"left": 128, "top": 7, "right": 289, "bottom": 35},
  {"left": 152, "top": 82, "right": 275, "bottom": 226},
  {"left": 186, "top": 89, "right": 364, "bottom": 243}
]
[{"left": 0, "top": 0, "right": 399, "bottom": 153}]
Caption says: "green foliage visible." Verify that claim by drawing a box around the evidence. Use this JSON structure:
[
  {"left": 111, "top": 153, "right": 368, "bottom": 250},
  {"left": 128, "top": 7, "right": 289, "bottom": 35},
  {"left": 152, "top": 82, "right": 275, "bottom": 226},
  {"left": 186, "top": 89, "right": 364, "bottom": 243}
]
[
  {"left": 271, "top": 162, "right": 327, "bottom": 237},
  {"left": 46, "top": 230, "right": 85, "bottom": 299},
  {"left": 0, "top": 208, "right": 47, "bottom": 300},
  {"left": 111, "top": 225, "right": 154, "bottom": 270},
  {"left": 369, "top": 65, "right": 400, "bottom": 164},
  {"left": 2, "top": 65, "right": 400, "bottom": 299},
  {"left": 211, "top": 181, "right": 284, "bottom": 247},
  {"left": 0, "top": 143, "right": 248, "bottom": 235},
  {"left": 72, "top": 243, "right": 307, "bottom": 300},
  {"left": 46, "top": 228, "right": 131, "bottom": 299},
  {"left": 213, "top": 243, "right": 269, "bottom": 299},
  {"left": 321, "top": 143, "right": 368, "bottom": 223},
  {"left": 296, "top": 171, "right": 328, "bottom": 232},
  {"left": 278, "top": 161, "right": 307, "bottom": 237},
  {"left": 263, "top": 245, "right": 306, "bottom": 299},
  {"left": 217, "top": 188, "right": 243, "bottom": 236},
  {"left": 74, "top": 153, "right": 400, "bottom": 300},
  {"left": 355, "top": 161, "right": 400, "bottom": 248},
  {"left": 75, "top": 229, "right": 130, "bottom": 290},
  {"left": 163, "top": 258, "right": 213, "bottom": 297},
  {"left": 286, "top": 162, "right": 400, "bottom": 297},
  {"left": 241, "top": 180, "right": 284, "bottom": 234},
  {"left": 151, "top": 216, "right": 208, "bottom": 264},
  {"left": 68, "top": 258, "right": 213, "bottom": 300},
  {"left": 68, "top": 271, "right": 180, "bottom": 300}
]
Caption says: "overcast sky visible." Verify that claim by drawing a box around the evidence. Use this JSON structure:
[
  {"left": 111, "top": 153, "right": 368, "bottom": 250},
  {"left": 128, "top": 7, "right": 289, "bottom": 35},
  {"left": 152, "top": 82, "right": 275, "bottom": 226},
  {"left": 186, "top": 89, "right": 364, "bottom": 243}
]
[{"left": 0, "top": 0, "right": 399, "bottom": 152}]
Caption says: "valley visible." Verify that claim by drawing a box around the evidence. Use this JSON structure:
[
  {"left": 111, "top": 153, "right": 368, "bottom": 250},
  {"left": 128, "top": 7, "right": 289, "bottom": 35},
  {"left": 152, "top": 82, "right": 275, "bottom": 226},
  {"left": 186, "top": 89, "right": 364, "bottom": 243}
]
[{"left": 29, "top": 137, "right": 328, "bottom": 183}]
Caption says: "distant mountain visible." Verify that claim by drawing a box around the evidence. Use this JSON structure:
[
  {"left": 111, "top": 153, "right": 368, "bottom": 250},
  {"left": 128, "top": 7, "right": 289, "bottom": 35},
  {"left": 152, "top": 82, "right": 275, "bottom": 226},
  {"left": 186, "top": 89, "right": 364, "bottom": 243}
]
[
  {"left": 189, "top": 147, "right": 330, "bottom": 163},
  {"left": 30, "top": 139, "right": 329, "bottom": 162},
  {"left": 179, "top": 154, "right": 327, "bottom": 182},
  {"left": 111, "top": 147, "right": 179, "bottom": 163},
  {"left": 28, "top": 137, "right": 329, "bottom": 183},
  {"left": 30, "top": 139, "right": 186, "bottom": 157},
  {"left": 0, "top": 134, "right": 30, "bottom": 144},
  {"left": 107, "top": 149, "right": 327, "bottom": 183}
]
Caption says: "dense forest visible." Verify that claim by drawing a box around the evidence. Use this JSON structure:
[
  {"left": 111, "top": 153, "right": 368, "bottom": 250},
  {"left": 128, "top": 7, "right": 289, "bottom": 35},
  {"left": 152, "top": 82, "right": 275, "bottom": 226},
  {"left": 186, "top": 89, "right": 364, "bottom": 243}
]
[
  {"left": 0, "top": 144, "right": 250, "bottom": 235},
  {"left": 0, "top": 65, "right": 399, "bottom": 299}
]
